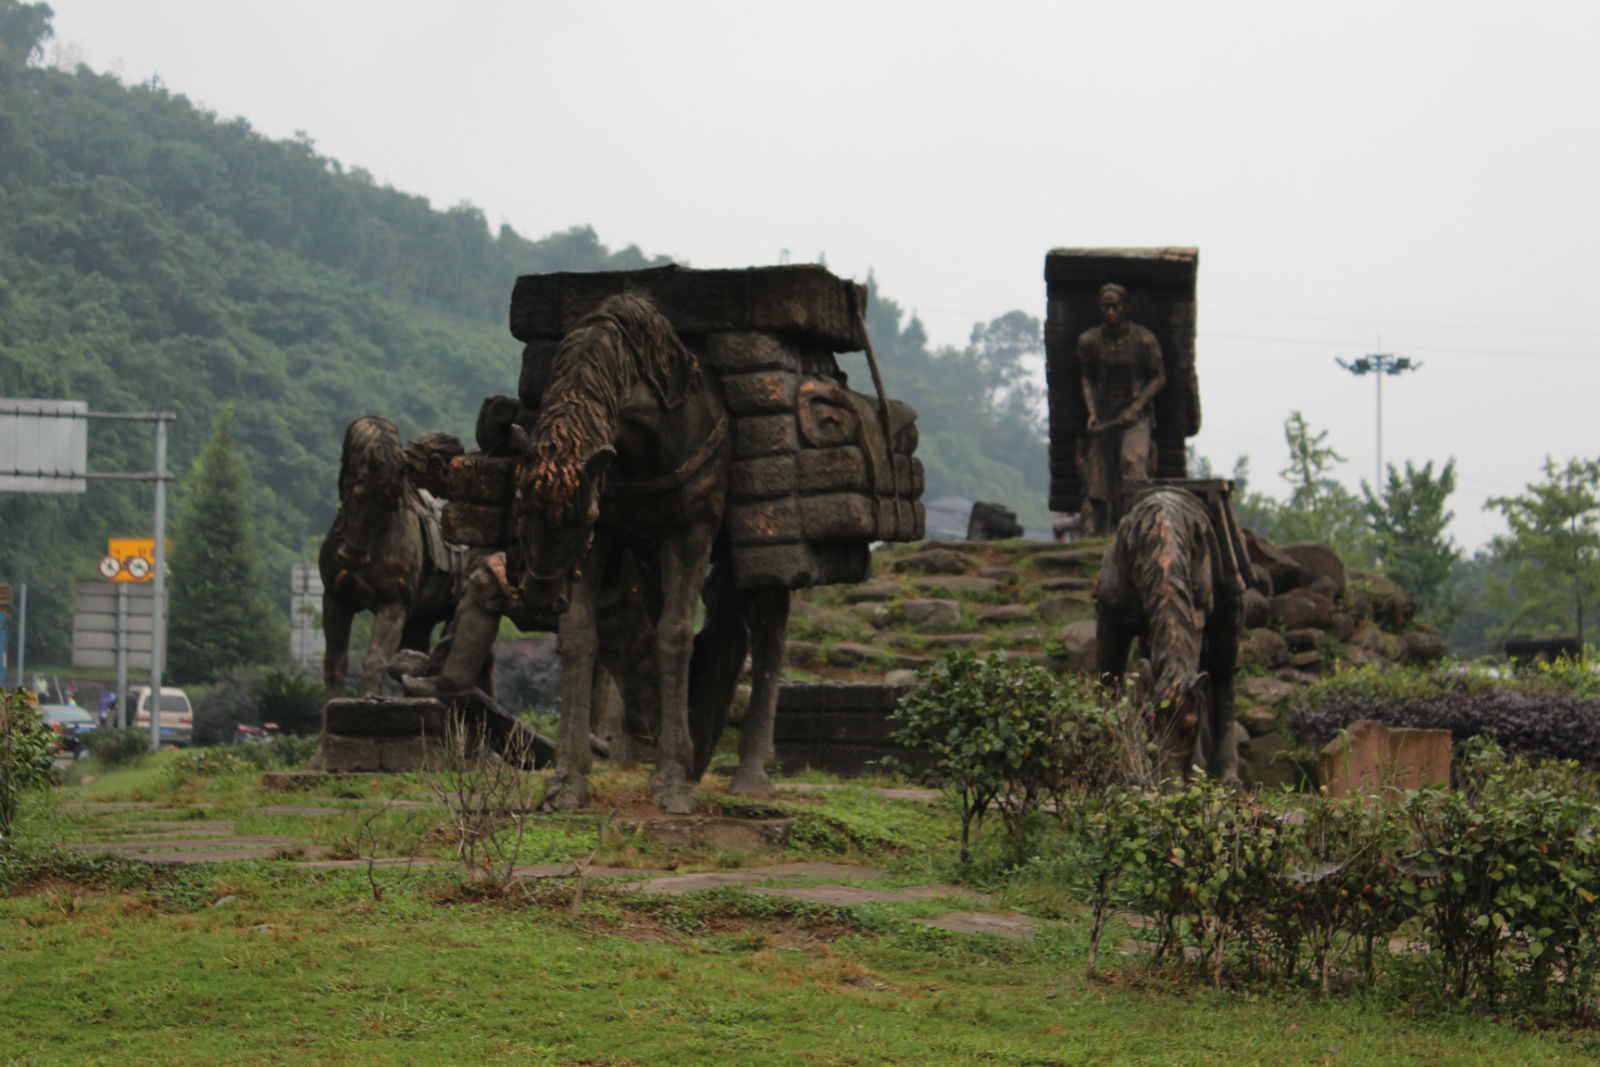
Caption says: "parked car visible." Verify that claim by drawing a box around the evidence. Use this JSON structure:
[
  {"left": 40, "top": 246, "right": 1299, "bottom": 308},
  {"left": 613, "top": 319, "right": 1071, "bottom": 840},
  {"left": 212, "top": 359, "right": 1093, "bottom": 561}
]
[
  {"left": 40, "top": 703, "right": 97, "bottom": 755},
  {"left": 130, "top": 686, "right": 193, "bottom": 746}
]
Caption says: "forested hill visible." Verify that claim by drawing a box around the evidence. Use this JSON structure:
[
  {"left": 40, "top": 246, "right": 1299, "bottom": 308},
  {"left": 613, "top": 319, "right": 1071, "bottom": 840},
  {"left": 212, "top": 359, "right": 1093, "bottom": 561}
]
[{"left": 0, "top": 3, "right": 1048, "bottom": 666}]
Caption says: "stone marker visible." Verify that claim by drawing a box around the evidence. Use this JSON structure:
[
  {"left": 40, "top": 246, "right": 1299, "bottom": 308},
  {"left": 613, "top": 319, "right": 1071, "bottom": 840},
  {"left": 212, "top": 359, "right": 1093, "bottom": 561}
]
[{"left": 1317, "top": 719, "right": 1450, "bottom": 798}]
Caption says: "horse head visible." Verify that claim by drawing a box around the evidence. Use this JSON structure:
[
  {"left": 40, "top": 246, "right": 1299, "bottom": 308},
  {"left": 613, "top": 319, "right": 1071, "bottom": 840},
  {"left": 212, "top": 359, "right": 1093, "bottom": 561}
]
[
  {"left": 512, "top": 422, "right": 615, "bottom": 615},
  {"left": 1155, "top": 669, "right": 1212, "bottom": 780},
  {"left": 335, "top": 416, "right": 405, "bottom": 570}
]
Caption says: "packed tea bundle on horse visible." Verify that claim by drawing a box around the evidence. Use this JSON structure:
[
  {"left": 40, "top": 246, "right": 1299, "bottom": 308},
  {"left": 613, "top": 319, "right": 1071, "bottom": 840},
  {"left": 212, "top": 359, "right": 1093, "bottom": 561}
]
[{"left": 508, "top": 264, "right": 926, "bottom": 591}]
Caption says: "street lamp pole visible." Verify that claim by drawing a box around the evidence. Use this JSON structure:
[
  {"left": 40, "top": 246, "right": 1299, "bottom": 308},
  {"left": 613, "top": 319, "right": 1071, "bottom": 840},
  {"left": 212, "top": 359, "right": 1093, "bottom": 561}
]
[{"left": 1335, "top": 353, "right": 1423, "bottom": 491}]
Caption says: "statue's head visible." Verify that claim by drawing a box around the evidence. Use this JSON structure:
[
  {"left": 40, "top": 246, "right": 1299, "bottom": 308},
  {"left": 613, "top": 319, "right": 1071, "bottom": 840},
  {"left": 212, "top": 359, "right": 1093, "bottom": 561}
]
[{"left": 1098, "top": 283, "right": 1128, "bottom": 328}]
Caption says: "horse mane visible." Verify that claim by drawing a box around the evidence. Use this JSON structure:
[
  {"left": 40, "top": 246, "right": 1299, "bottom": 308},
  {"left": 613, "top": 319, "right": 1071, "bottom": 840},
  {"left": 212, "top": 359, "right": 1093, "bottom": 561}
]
[
  {"left": 339, "top": 415, "right": 405, "bottom": 504},
  {"left": 525, "top": 292, "right": 700, "bottom": 520}
]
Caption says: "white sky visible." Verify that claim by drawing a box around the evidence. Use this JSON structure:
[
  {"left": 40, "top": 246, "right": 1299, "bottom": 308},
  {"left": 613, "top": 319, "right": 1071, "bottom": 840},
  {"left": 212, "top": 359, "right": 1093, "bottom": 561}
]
[{"left": 41, "top": 0, "right": 1600, "bottom": 552}]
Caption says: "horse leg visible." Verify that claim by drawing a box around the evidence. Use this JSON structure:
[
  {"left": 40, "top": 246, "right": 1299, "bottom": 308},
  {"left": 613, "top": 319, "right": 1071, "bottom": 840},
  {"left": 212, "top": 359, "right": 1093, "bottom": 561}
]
[
  {"left": 1207, "top": 597, "right": 1244, "bottom": 790},
  {"left": 361, "top": 603, "right": 407, "bottom": 696},
  {"left": 687, "top": 562, "right": 748, "bottom": 781},
  {"left": 650, "top": 528, "right": 715, "bottom": 815},
  {"left": 548, "top": 565, "right": 600, "bottom": 811},
  {"left": 730, "top": 588, "right": 789, "bottom": 798},
  {"left": 322, "top": 593, "right": 352, "bottom": 702}
]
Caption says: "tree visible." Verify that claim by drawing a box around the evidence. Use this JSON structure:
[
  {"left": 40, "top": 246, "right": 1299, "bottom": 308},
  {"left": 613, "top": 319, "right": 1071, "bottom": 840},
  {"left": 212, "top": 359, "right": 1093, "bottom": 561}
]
[
  {"left": 167, "top": 407, "right": 282, "bottom": 682},
  {"left": 1486, "top": 457, "right": 1600, "bottom": 649},
  {"left": 1236, "top": 412, "right": 1372, "bottom": 564},
  {"left": 1363, "top": 459, "right": 1461, "bottom": 620}
]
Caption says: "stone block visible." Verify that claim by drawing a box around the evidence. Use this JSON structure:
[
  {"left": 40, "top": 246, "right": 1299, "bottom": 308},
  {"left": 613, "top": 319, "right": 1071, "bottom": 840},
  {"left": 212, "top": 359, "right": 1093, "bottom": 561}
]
[
  {"left": 1057, "top": 619, "right": 1098, "bottom": 673},
  {"left": 721, "top": 369, "right": 799, "bottom": 414},
  {"left": 797, "top": 447, "right": 870, "bottom": 494},
  {"left": 892, "top": 549, "right": 971, "bottom": 575},
  {"left": 728, "top": 456, "right": 798, "bottom": 501},
  {"left": 731, "top": 414, "right": 799, "bottom": 459},
  {"left": 1237, "top": 627, "right": 1290, "bottom": 671},
  {"left": 1237, "top": 676, "right": 1297, "bottom": 710},
  {"left": 509, "top": 265, "right": 869, "bottom": 352},
  {"left": 702, "top": 331, "right": 802, "bottom": 374},
  {"left": 915, "top": 576, "right": 1000, "bottom": 596},
  {"left": 1038, "top": 595, "right": 1090, "bottom": 624},
  {"left": 726, "top": 497, "right": 803, "bottom": 546},
  {"left": 1317, "top": 719, "right": 1451, "bottom": 798},
  {"left": 442, "top": 454, "right": 518, "bottom": 506},
  {"left": 799, "top": 492, "right": 877, "bottom": 542},
  {"left": 977, "top": 604, "right": 1032, "bottom": 625},
  {"left": 900, "top": 599, "right": 963, "bottom": 631}
]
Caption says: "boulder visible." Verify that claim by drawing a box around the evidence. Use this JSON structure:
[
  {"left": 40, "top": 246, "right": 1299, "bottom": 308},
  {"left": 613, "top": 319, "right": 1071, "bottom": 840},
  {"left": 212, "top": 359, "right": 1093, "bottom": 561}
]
[
  {"left": 785, "top": 640, "right": 823, "bottom": 668},
  {"left": 1238, "top": 704, "right": 1283, "bottom": 738},
  {"left": 1349, "top": 570, "right": 1416, "bottom": 629},
  {"left": 1241, "top": 732, "right": 1301, "bottom": 790},
  {"left": 1238, "top": 675, "right": 1298, "bottom": 707},
  {"left": 1057, "top": 620, "right": 1098, "bottom": 674},
  {"left": 1284, "top": 628, "right": 1324, "bottom": 652},
  {"left": 827, "top": 642, "right": 882, "bottom": 668},
  {"left": 1245, "top": 528, "right": 1312, "bottom": 592},
  {"left": 1271, "top": 588, "right": 1335, "bottom": 630},
  {"left": 1350, "top": 624, "right": 1405, "bottom": 663},
  {"left": 1237, "top": 627, "right": 1290, "bottom": 671},
  {"left": 915, "top": 576, "right": 1001, "bottom": 596},
  {"left": 1278, "top": 541, "right": 1347, "bottom": 599},
  {"left": 1242, "top": 587, "right": 1272, "bottom": 628},
  {"left": 1290, "top": 650, "right": 1325, "bottom": 673},
  {"left": 1401, "top": 631, "right": 1449, "bottom": 665},
  {"left": 1038, "top": 594, "right": 1092, "bottom": 624},
  {"left": 978, "top": 565, "right": 1020, "bottom": 585},
  {"left": 1330, "top": 612, "right": 1357, "bottom": 643}
]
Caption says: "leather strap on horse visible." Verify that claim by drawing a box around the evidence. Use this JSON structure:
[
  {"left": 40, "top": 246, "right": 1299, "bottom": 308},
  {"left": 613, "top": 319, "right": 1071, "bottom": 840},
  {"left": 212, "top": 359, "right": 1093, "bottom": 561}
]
[
  {"left": 849, "top": 283, "right": 899, "bottom": 507},
  {"left": 605, "top": 412, "right": 729, "bottom": 499}
]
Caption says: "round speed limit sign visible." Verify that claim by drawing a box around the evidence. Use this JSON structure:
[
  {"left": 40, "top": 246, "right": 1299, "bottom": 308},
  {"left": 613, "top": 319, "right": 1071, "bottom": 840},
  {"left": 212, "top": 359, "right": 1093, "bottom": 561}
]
[
  {"left": 98, "top": 556, "right": 122, "bottom": 580},
  {"left": 125, "top": 556, "right": 151, "bottom": 580}
]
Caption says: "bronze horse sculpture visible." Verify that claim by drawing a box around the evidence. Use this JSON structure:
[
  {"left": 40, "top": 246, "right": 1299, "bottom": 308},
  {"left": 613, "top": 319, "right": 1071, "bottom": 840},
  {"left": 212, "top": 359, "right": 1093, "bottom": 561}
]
[
  {"left": 320, "top": 415, "right": 475, "bottom": 700},
  {"left": 512, "top": 292, "right": 786, "bottom": 813},
  {"left": 1094, "top": 486, "right": 1244, "bottom": 786}
]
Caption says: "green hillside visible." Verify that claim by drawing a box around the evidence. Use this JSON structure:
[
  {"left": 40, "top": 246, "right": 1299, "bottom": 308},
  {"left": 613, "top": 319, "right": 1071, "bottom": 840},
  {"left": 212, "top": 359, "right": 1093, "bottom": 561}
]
[{"left": 0, "top": 2, "right": 1049, "bottom": 671}]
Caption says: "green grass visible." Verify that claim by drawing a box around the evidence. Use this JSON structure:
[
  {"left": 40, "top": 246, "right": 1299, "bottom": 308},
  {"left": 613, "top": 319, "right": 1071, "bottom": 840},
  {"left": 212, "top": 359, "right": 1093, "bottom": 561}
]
[{"left": 5, "top": 763, "right": 1600, "bottom": 1064}]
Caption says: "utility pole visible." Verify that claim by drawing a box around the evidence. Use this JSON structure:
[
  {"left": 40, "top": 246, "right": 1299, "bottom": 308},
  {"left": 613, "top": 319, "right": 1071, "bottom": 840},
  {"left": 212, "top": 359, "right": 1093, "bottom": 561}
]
[{"left": 1335, "top": 353, "right": 1422, "bottom": 491}]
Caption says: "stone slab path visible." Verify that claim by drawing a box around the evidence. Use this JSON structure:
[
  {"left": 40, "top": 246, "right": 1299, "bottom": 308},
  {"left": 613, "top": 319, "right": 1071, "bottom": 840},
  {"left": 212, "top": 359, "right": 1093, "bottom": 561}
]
[{"left": 58, "top": 799, "right": 1036, "bottom": 940}]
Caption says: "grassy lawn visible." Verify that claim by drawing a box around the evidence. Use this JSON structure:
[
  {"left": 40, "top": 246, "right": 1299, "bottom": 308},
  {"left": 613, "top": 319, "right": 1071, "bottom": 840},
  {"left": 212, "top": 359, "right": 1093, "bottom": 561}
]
[{"left": 4, "top": 758, "right": 1600, "bottom": 1065}]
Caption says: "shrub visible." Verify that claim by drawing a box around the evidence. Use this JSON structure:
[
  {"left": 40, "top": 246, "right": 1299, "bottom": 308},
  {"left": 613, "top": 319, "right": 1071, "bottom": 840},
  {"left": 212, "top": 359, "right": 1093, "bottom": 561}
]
[
  {"left": 191, "top": 667, "right": 267, "bottom": 746},
  {"left": 0, "top": 689, "right": 58, "bottom": 843},
  {"left": 888, "top": 651, "right": 1119, "bottom": 863},
  {"left": 82, "top": 727, "right": 153, "bottom": 767},
  {"left": 1288, "top": 664, "right": 1600, "bottom": 769},
  {"left": 255, "top": 668, "right": 322, "bottom": 736},
  {"left": 229, "top": 734, "right": 318, "bottom": 770},
  {"left": 164, "top": 747, "right": 257, "bottom": 783}
]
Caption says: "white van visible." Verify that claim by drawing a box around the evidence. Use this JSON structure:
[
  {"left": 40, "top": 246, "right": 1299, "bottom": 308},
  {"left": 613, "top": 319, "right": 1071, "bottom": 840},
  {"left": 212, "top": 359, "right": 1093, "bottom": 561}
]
[{"left": 130, "top": 686, "right": 193, "bottom": 746}]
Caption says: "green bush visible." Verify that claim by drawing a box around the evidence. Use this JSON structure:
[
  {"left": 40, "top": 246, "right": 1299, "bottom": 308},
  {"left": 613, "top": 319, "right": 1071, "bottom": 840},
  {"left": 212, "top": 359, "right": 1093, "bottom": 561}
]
[
  {"left": 888, "top": 651, "right": 1119, "bottom": 864},
  {"left": 82, "top": 727, "right": 153, "bottom": 768},
  {"left": 229, "top": 734, "right": 318, "bottom": 770},
  {"left": 164, "top": 747, "right": 257, "bottom": 784},
  {"left": 0, "top": 689, "right": 58, "bottom": 844},
  {"left": 255, "top": 668, "right": 323, "bottom": 736}
]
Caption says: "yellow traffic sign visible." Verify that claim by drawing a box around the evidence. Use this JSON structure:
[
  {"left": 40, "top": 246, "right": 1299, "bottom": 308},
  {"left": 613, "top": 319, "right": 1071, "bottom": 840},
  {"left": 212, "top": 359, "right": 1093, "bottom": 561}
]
[{"left": 104, "top": 538, "right": 166, "bottom": 583}]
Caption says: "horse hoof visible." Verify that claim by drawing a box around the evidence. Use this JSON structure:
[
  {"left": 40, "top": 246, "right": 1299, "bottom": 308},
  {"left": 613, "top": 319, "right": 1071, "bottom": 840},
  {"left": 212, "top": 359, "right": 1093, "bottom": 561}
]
[
  {"left": 727, "top": 767, "right": 775, "bottom": 798},
  {"left": 652, "top": 781, "right": 699, "bottom": 816},
  {"left": 543, "top": 775, "right": 590, "bottom": 811}
]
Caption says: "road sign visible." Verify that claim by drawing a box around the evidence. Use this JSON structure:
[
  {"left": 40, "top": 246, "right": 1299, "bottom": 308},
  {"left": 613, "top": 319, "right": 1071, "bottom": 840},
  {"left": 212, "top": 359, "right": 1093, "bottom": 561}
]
[
  {"left": 290, "top": 561, "right": 325, "bottom": 667},
  {"left": 104, "top": 537, "right": 162, "bottom": 583},
  {"left": 0, "top": 399, "right": 88, "bottom": 492},
  {"left": 72, "top": 580, "right": 167, "bottom": 670}
]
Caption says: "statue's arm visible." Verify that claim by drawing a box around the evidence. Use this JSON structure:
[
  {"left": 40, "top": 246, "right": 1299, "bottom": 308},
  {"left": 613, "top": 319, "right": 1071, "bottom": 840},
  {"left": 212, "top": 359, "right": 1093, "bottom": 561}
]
[
  {"left": 1078, "top": 335, "right": 1101, "bottom": 429},
  {"left": 1120, "top": 334, "right": 1166, "bottom": 423}
]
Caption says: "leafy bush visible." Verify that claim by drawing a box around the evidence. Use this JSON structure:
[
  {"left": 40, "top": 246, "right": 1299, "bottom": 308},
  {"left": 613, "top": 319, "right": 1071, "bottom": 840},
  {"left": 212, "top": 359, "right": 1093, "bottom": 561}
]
[
  {"left": 888, "top": 652, "right": 1120, "bottom": 863},
  {"left": 229, "top": 734, "right": 318, "bottom": 770},
  {"left": 164, "top": 747, "right": 257, "bottom": 783},
  {"left": 191, "top": 667, "right": 267, "bottom": 746},
  {"left": 1, "top": 689, "right": 58, "bottom": 843},
  {"left": 255, "top": 668, "right": 322, "bottom": 736},
  {"left": 1288, "top": 664, "right": 1600, "bottom": 768},
  {"left": 82, "top": 727, "right": 153, "bottom": 767}
]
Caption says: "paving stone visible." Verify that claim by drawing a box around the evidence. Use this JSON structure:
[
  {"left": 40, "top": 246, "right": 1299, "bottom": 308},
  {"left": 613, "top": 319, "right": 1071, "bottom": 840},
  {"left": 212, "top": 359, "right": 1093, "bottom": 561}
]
[
  {"left": 827, "top": 642, "right": 882, "bottom": 667},
  {"left": 624, "top": 816, "right": 794, "bottom": 851},
  {"left": 1032, "top": 549, "right": 1102, "bottom": 574},
  {"left": 750, "top": 883, "right": 980, "bottom": 906},
  {"left": 843, "top": 584, "right": 899, "bottom": 604},
  {"left": 776, "top": 784, "right": 941, "bottom": 805},
  {"left": 900, "top": 599, "right": 962, "bottom": 631},
  {"left": 1038, "top": 595, "right": 1091, "bottom": 624},
  {"left": 976, "top": 604, "right": 1032, "bottom": 625},
  {"left": 925, "top": 634, "right": 986, "bottom": 649},
  {"left": 978, "top": 566, "right": 1020, "bottom": 584},
  {"left": 1038, "top": 576, "right": 1095, "bottom": 592},
  {"left": 915, "top": 576, "right": 1001, "bottom": 596},
  {"left": 892, "top": 549, "right": 971, "bottom": 575},
  {"left": 850, "top": 603, "right": 892, "bottom": 629},
  {"left": 912, "top": 912, "right": 1035, "bottom": 939}
]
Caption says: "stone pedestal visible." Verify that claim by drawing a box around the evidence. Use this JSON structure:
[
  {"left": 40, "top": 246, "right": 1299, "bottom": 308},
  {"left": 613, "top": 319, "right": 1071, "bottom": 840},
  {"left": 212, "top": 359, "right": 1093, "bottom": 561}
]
[
  {"left": 1317, "top": 718, "right": 1451, "bottom": 798},
  {"left": 771, "top": 681, "right": 924, "bottom": 776}
]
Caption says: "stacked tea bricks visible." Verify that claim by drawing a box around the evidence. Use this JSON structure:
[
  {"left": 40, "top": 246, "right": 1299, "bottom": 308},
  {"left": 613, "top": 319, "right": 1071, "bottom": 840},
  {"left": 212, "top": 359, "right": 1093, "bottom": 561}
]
[{"left": 488, "top": 264, "right": 924, "bottom": 588}]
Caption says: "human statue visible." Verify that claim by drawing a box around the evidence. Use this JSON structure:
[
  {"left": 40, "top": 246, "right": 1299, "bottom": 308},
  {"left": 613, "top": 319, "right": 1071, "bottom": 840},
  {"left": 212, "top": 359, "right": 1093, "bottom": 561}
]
[{"left": 1076, "top": 282, "right": 1166, "bottom": 534}]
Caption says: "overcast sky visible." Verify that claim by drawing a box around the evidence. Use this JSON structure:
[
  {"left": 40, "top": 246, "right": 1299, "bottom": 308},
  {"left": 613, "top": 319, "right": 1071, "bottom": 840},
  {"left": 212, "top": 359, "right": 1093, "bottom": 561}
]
[{"left": 41, "top": 0, "right": 1600, "bottom": 551}]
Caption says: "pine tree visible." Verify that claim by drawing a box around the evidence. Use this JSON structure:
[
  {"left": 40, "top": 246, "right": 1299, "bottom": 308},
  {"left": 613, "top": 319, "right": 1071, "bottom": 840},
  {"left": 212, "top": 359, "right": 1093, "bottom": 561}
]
[
  {"left": 1362, "top": 458, "right": 1461, "bottom": 620},
  {"left": 167, "top": 407, "right": 282, "bottom": 682}
]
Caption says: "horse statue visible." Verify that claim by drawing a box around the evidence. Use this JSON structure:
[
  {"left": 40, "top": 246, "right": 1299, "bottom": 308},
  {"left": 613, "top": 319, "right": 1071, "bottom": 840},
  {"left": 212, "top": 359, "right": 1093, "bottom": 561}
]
[
  {"left": 320, "top": 415, "right": 476, "bottom": 701},
  {"left": 1093, "top": 485, "right": 1245, "bottom": 786},
  {"left": 511, "top": 292, "right": 739, "bottom": 814}
]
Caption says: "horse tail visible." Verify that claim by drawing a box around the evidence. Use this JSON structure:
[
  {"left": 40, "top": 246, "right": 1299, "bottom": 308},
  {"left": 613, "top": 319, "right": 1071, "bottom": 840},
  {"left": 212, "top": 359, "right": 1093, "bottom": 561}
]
[{"left": 1122, "top": 490, "right": 1213, "bottom": 697}]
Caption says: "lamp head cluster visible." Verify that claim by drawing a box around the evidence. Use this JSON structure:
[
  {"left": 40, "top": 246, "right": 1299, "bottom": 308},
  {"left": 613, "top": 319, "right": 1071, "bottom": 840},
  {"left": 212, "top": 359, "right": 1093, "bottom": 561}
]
[{"left": 1336, "top": 354, "right": 1422, "bottom": 376}]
